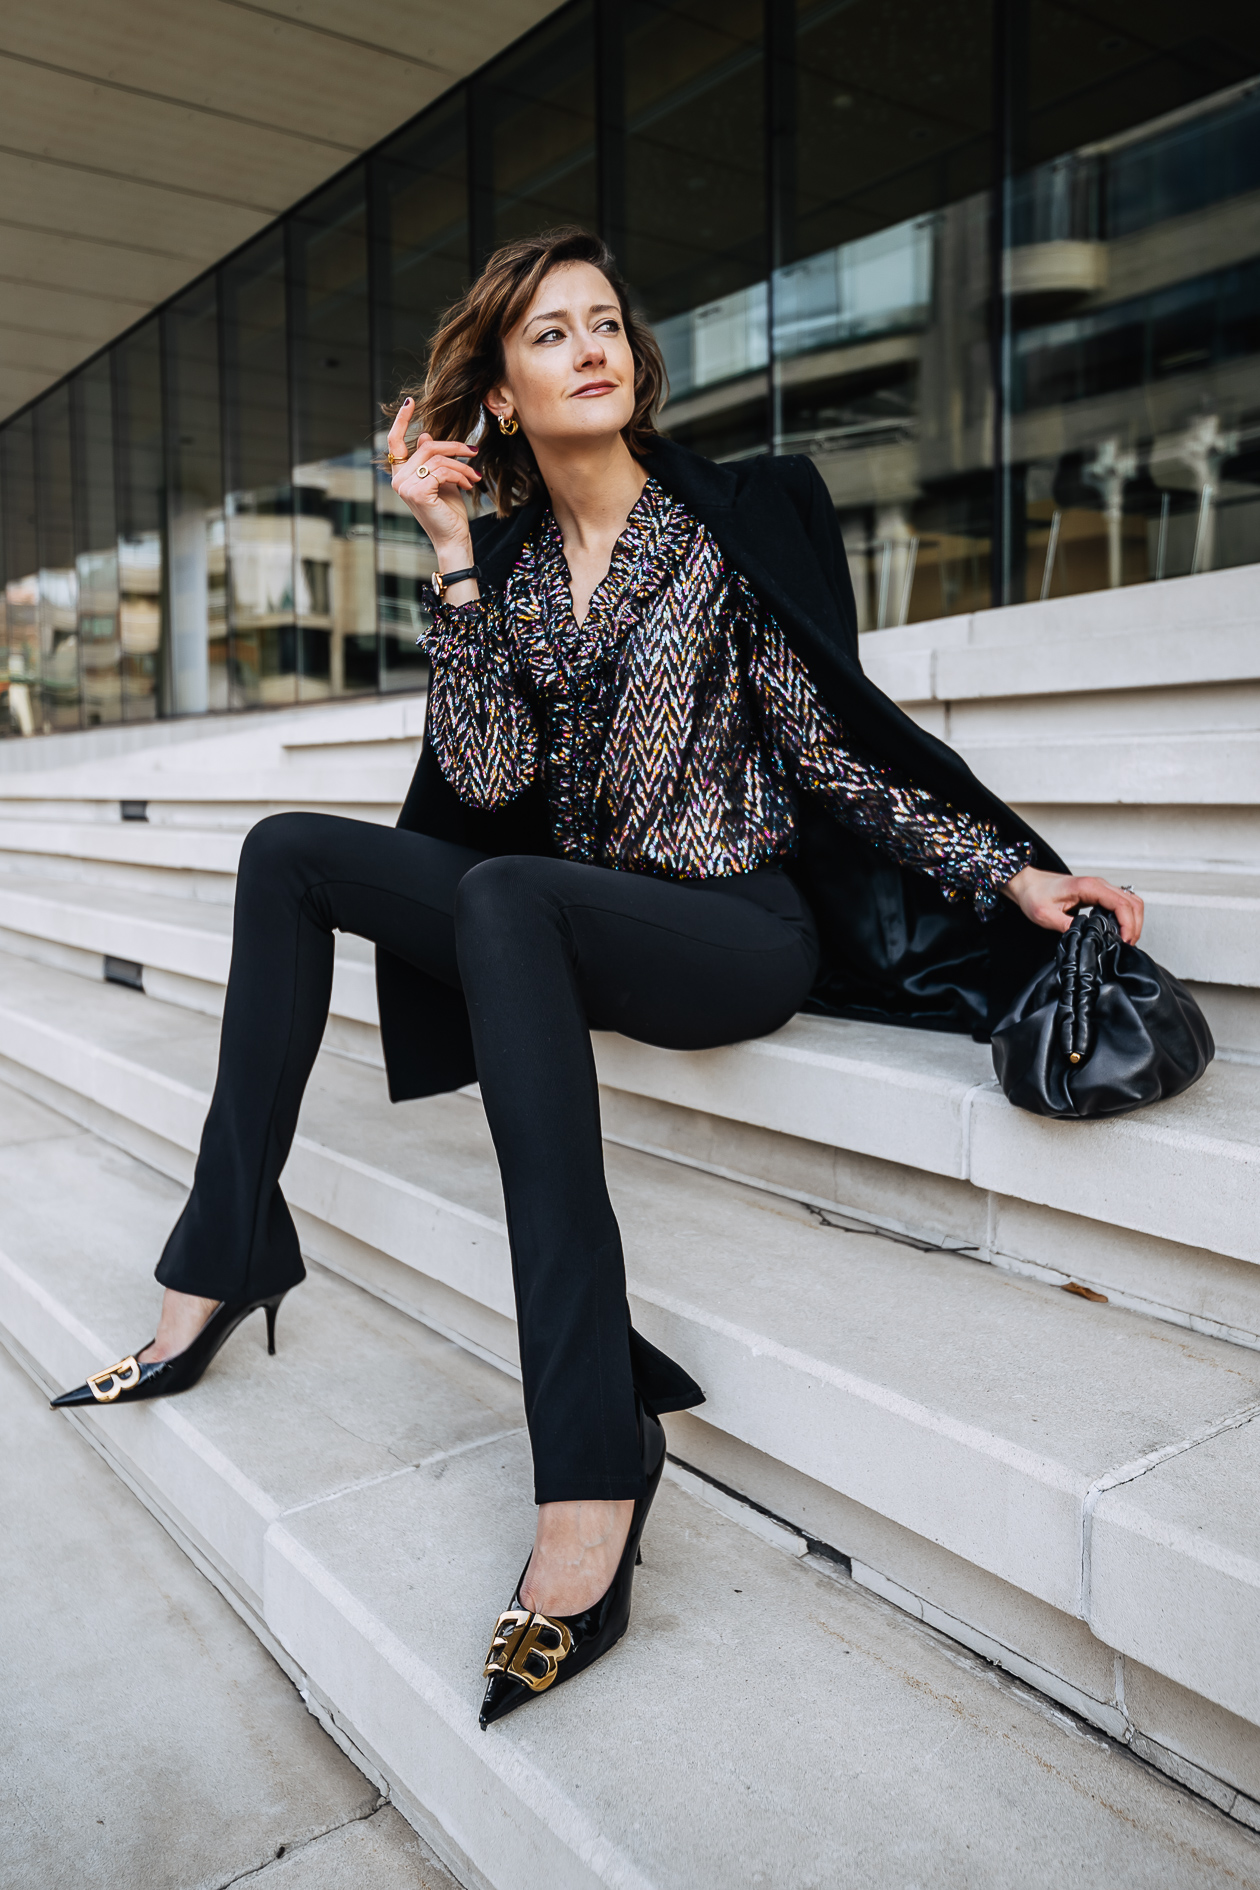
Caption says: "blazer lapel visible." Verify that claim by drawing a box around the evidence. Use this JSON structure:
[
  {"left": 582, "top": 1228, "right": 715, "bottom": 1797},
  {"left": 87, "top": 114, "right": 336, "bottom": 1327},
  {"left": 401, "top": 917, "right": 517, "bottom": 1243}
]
[
  {"left": 646, "top": 441, "right": 856, "bottom": 680},
  {"left": 640, "top": 436, "right": 738, "bottom": 533}
]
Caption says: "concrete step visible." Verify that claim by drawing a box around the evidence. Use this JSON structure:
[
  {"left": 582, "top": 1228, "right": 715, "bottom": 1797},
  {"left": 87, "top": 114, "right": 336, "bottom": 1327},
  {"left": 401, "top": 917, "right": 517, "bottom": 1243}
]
[
  {"left": 0, "top": 695, "right": 424, "bottom": 817},
  {"left": 864, "top": 565, "right": 1260, "bottom": 707},
  {"left": 1082, "top": 868, "right": 1260, "bottom": 992},
  {"left": 280, "top": 732, "right": 424, "bottom": 768},
  {"left": 1, "top": 850, "right": 1254, "bottom": 1030},
  {"left": 0, "top": 759, "right": 409, "bottom": 834},
  {"left": 0, "top": 1321, "right": 448, "bottom": 1889},
  {"left": 2, "top": 950, "right": 1259, "bottom": 1773},
  {"left": 2, "top": 731, "right": 1250, "bottom": 824},
  {"left": 5, "top": 571, "right": 1257, "bottom": 857},
  {"left": 0, "top": 815, "right": 243, "bottom": 885},
  {"left": 862, "top": 561, "right": 1260, "bottom": 880},
  {"left": 3, "top": 897, "right": 1258, "bottom": 1325},
  {"left": 965, "top": 731, "right": 1260, "bottom": 808},
  {"left": 0, "top": 871, "right": 376, "bottom": 1027},
  {"left": 3, "top": 672, "right": 1255, "bottom": 1025},
  {"left": 6, "top": 1090, "right": 1260, "bottom": 1883},
  {"left": 2, "top": 797, "right": 1256, "bottom": 1071},
  {"left": 0, "top": 770, "right": 411, "bottom": 812},
  {"left": 0, "top": 692, "right": 429, "bottom": 779},
  {"left": 2, "top": 927, "right": 1257, "bottom": 1338}
]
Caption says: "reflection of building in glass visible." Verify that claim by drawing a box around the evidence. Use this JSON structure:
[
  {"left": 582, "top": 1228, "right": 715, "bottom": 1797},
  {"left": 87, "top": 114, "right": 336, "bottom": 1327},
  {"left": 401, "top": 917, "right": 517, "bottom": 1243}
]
[
  {"left": 1, "top": 0, "right": 1258, "bottom": 734},
  {"left": 658, "top": 72, "right": 1260, "bottom": 632},
  {"left": 656, "top": 215, "right": 933, "bottom": 401}
]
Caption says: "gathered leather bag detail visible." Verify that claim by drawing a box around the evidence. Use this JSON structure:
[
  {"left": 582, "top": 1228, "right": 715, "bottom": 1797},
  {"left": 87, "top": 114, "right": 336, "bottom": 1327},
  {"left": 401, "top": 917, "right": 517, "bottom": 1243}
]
[{"left": 991, "top": 907, "right": 1214, "bottom": 1119}]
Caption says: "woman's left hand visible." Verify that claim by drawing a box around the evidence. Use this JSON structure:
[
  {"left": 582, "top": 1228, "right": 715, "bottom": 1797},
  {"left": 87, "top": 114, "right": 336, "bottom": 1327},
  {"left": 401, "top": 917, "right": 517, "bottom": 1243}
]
[{"left": 1003, "top": 866, "right": 1144, "bottom": 944}]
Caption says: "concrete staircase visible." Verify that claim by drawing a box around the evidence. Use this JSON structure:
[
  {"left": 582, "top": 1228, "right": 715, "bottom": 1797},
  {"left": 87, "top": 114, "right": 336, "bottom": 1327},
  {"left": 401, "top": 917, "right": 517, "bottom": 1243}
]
[
  {"left": 865, "top": 560, "right": 1260, "bottom": 1060},
  {"left": 14, "top": 1091, "right": 1260, "bottom": 1890},
  {"left": 2, "top": 563, "right": 1260, "bottom": 1880}
]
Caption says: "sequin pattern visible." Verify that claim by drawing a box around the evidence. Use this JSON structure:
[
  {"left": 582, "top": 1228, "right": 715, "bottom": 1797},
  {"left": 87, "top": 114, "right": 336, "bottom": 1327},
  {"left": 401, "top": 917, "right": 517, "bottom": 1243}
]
[{"left": 422, "top": 479, "right": 1032, "bottom": 917}]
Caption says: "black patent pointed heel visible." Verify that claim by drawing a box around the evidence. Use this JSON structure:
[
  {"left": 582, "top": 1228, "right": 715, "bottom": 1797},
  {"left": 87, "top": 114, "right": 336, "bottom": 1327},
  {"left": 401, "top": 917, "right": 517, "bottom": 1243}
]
[
  {"left": 479, "top": 1400, "right": 666, "bottom": 1729},
  {"left": 50, "top": 1290, "right": 291, "bottom": 1409}
]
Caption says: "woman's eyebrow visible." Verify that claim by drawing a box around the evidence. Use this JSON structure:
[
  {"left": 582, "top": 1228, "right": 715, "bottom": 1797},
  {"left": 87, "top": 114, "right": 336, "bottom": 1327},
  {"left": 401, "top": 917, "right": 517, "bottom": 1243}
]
[{"left": 526, "top": 302, "right": 618, "bottom": 327}]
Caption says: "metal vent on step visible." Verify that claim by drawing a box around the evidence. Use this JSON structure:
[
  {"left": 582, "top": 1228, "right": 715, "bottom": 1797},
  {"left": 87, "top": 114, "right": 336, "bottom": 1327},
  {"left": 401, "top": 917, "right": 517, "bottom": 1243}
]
[
  {"left": 120, "top": 800, "right": 149, "bottom": 822},
  {"left": 104, "top": 957, "right": 144, "bottom": 991}
]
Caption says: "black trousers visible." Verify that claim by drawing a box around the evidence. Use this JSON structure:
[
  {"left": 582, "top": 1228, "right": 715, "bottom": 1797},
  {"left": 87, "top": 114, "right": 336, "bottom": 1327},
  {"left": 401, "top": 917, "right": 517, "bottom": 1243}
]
[{"left": 156, "top": 813, "right": 819, "bottom": 1502}]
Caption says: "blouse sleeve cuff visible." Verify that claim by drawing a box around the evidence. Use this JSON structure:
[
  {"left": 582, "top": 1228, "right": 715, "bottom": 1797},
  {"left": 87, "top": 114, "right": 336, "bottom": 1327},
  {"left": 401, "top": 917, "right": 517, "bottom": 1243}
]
[
  {"left": 965, "top": 840, "right": 1036, "bottom": 921},
  {"left": 419, "top": 596, "right": 496, "bottom": 661}
]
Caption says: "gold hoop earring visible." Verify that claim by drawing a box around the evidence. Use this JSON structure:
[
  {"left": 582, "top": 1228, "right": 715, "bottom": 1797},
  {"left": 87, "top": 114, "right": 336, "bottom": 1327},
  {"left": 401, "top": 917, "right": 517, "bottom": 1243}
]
[{"left": 497, "top": 413, "right": 519, "bottom": 437}]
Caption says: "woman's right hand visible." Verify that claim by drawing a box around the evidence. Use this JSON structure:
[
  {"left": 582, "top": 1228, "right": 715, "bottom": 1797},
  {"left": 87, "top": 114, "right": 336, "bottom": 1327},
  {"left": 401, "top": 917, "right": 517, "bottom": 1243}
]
[{"left": 387, "top": 398, "right": 481, "bottom": 560}]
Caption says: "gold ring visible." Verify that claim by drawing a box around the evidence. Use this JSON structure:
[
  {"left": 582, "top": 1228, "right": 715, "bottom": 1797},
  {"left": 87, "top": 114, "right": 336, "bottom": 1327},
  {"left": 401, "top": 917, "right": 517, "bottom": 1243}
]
[
  {"left": 415, "top": 463, "right": 431, "bottom": 478},
  {"left": 387, "top": 452, "right": 408, "bottom": 467}
]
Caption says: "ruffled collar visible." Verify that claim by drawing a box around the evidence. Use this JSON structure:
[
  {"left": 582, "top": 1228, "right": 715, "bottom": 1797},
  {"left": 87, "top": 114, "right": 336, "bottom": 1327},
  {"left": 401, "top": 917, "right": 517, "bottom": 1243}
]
[
  {"left": 539, "top": 477, "right": 680, "bottom": 621},
  {"left": 514, "top": 476, "right": 686, "bottom": 682}
]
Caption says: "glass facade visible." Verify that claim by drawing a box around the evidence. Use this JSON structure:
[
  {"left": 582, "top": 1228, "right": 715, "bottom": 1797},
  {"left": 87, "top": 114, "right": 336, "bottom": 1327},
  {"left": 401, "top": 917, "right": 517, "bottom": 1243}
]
[{"left": 2, "top": 0, "right": 1258, "bottom": 734}]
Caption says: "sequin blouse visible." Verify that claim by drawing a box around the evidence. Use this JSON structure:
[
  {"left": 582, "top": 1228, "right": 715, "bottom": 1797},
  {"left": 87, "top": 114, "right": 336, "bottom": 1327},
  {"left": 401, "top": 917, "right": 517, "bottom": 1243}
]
[{"left": 422, "top": 478, "right": 1032, "bottom": 917}]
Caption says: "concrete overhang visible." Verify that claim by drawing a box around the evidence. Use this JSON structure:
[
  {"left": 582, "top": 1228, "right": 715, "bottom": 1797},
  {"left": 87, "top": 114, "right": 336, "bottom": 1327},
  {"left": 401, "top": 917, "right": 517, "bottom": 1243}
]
[{"left": 0, "top": 0, "right": 558, "bottom": 423}]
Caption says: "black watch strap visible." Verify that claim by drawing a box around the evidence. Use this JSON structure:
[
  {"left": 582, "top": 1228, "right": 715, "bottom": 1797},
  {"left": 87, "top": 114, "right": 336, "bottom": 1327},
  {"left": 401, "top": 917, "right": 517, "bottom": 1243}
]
[{"left": 431, "top": 564, "right": 482, "bottom": 600}]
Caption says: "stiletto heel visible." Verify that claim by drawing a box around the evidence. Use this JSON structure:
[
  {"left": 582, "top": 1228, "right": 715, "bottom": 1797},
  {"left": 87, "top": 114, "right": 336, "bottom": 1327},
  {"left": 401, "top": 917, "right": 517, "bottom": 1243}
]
[
  {"left": 479, "top": 1399, "right": 666, "bottom": 1728},
  {"left": 49, "top": 1289, "right": 293, "bottom": 1409}
]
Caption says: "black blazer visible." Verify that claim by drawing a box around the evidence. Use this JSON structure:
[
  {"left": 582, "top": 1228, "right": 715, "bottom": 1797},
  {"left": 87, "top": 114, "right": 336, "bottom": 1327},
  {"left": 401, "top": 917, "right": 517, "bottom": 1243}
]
[{"left": 377, "top": 436, "right": 1065, "bottom": 1103}]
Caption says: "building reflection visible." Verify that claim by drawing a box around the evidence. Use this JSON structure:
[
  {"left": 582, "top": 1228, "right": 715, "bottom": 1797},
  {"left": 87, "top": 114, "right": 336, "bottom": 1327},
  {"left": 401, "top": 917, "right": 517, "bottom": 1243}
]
[{"left": 1, "top": 0, "right": 1258, "bottom": 732}]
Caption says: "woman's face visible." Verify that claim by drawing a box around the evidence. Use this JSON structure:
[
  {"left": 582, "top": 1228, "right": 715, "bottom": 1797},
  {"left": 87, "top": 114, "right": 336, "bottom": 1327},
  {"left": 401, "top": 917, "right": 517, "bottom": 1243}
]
[{"left": 488, "top": 262, "right": 637, "bottom": 448}]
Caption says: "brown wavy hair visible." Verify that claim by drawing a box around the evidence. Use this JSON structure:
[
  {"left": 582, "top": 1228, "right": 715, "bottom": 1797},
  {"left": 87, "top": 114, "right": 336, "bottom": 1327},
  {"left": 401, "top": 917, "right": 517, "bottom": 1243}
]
[{"left": 383, "top": 227, "right": 666, "bottom": 518}]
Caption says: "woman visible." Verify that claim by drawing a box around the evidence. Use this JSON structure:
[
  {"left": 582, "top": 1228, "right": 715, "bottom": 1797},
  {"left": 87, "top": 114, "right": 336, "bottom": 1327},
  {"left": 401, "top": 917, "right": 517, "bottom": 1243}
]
[{"left": 52, "top": 227, "right": 1142, "bottom": 1728}]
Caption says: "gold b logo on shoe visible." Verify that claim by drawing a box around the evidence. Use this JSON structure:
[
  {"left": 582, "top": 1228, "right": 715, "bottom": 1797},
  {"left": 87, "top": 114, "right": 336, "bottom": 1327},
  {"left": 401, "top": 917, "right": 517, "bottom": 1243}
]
[
  {"left": 87, "top": 1357, "right": 141, "bottom": 1402},
  {"left": 483, "top": 1608, "right": 573, "bottom": 1693}
]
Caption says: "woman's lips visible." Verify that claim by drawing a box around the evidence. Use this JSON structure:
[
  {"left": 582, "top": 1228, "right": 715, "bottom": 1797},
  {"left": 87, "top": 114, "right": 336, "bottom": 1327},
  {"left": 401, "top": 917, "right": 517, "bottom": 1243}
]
[{"left": 572, "top": 382, "right": 616, "bottom": 397}]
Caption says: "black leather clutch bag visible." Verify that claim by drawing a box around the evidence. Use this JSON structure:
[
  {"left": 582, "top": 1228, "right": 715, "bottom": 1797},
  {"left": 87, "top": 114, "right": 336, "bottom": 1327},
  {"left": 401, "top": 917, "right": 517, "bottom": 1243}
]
[{"left": 990, "top": 906, "right": 1214, "bottom": 1119}]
